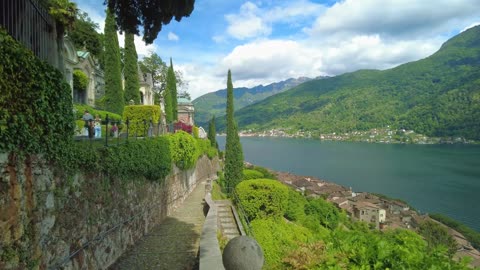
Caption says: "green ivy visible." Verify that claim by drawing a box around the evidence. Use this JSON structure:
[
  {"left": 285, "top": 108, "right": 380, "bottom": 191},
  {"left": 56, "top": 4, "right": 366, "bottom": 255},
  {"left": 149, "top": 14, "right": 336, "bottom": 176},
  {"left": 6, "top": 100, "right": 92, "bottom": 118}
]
[
  {"left": 73, "top": 69, "right": 88, "bottom": 92},
  {"left": 0, "top": 29, "right": 74, "bottom": 161}
]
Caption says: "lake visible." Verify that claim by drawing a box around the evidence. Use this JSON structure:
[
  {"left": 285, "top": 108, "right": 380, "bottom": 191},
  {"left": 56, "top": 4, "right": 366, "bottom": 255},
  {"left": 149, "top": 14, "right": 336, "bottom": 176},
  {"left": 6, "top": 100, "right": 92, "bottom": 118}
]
[{"left": 217, "top": 136, "right": 480, "bottom": 232}]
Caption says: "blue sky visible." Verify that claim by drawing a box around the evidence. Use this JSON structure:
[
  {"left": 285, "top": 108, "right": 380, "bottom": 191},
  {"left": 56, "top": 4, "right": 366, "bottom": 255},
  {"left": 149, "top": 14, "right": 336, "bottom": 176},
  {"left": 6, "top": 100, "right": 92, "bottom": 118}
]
[{"left": 74, "top": 0, "right": 480, "bottom": 99}]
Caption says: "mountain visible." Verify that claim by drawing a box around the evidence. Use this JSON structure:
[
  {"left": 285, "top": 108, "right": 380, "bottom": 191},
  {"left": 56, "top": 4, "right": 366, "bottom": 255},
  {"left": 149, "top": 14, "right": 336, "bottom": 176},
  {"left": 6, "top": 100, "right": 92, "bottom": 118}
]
[
  {"left": 218, "top": 26, "right": 480, "bottom": 140},
  {"left": 192, "top": 77, "right": 313, "bottom": 127}
]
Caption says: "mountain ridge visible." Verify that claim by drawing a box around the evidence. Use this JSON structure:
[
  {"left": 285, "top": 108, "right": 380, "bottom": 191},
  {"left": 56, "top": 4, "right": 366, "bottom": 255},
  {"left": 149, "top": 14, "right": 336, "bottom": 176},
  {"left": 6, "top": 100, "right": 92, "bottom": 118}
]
[{"left": 217, "top": 26, "right": 480, "bottom": 140}]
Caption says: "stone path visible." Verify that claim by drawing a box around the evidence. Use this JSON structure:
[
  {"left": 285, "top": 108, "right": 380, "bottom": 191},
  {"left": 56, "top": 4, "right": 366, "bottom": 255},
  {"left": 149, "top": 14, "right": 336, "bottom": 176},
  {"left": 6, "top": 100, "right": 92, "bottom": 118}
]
[{"left": 110, "top": 182, "right": 206, "bottom": 270}]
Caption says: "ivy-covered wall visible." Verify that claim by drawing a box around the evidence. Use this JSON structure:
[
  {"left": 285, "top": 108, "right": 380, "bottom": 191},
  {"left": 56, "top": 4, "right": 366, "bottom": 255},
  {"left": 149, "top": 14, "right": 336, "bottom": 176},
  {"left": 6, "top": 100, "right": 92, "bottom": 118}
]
[{"left": 0, "top": 153, "right": 220, "bottom": 269}]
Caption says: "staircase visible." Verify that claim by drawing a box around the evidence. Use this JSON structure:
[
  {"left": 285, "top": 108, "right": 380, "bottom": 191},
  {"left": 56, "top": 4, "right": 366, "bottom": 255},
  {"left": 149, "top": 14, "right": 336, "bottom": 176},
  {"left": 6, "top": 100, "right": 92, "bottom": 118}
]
[{"left": 215, "top": 201, "right": 242, "bottom": 240}]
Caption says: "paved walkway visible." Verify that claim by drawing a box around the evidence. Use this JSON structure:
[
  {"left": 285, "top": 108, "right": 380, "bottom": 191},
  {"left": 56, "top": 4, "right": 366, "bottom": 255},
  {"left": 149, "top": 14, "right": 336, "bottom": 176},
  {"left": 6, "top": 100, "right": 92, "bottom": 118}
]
[{"left": 110, "top": 182, "right": 206, "bottom": 270}]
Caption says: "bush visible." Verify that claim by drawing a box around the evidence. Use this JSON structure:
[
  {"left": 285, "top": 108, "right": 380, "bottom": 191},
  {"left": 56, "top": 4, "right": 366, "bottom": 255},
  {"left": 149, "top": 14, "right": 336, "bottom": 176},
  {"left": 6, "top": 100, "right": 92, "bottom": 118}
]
[
  {"left": 74, "top": 104, "right": 122, "bottom": 122},
  {"left": 102, "top": 136, "right": 171, "bottom": 181},
  {"left": 304, "top": 197, "right": 341, "bottom": 230},
  {"left": 243, "top": 169, "right": 264, "bottom": 180},
  {"left": 284, "top": 189, "right": 307, "bottom": 222},
  {"left": 236, "top": 179, "right": 289, "bottom": 220},
  {"left": 252, "top": 165, "right": 277, "bottom": 180},
  {"left": 167, "top": 131, "right": 199, "bottom": 169},
  {"left": 73, "top": 69, "right": 88, "bottom": 91},
  {"left": 193, "top": 125, "right": 199, "bottom": 138},
  {"left": 251, "top": 218, "right": 312, "bottom": 268},
  {"left": 123, "top": 105, "right": 161, "bottom": 136}
]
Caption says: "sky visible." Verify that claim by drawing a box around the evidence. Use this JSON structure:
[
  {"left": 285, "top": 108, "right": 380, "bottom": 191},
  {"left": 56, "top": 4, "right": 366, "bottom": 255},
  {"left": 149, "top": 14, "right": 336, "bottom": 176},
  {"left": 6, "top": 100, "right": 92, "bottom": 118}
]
[{"left": 74, "top": 0, "right": 480, "bottom": 100}]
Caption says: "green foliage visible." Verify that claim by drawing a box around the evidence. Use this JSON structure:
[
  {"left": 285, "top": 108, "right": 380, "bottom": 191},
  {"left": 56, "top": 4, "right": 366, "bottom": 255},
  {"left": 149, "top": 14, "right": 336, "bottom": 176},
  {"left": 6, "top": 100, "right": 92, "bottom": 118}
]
[
  {"left": 107, "top": 0, "right": 194, "bottom": 44},
  {"left": 192, "top": 125, "right": 199, "bottom": 138},
  {"left": 122, "top": 105, "right": 161, "bottom": 136},
  {"left": 123, "top": 32, "right": 141, "bottom": 104},
  {"left": 73, "top": 69, "right": 88, "bottom": 92},
  {"left": 103, "top": 8, "right": 124, "bottom": 115},
  {"left": 219, "top": 26, "right": 480, "bottom": 140},
  {"left": 251, "top": 218, "right": 312, "bottom": 268},
  {"left": 211, "top": 181, "right": 227, "bottom": 201},
  {"left": 69, "top": 11, "right": 103, "bottom": 65},
  {"left": 195, "top": 137, "right": 218, "bottom": 159},
  {"left": 251, "top": 165, "right": 277, "bottom": 180},
  {"left": 208, "top": 115, "right": 217, "bottom": 147},
  {"left": 224, "top": 70, "right": 244, "bottom": 192},
  {"left": 284, "top": 189, "right": 307, "bottom": 222},
  {"left": 48, "top": 0, "right": 77, "bottom": 32},
  {"left": 73, "top": 104, "right": 122, "bottom": 122},
  {"left": 242, "top": 169, "right": 264, "bottom": 180},
  {"left": 304, "top": 197, "right": 341, "bottom": 230},
  {"left": 236, "top": 179, "right": 289, "bottom": 220},
  {"left": 0, "top": 29, "right": 74, "bottom": 160},
  {"left": 167, "top": 131, "right": 200, "bottom": 170},
  {"left": 430, "top": 213, "right": 480, "bottom": 250},
  {"left": 165, "top": 59, "right": 178, "bottom": 122},
  {"left": 102, "top": 137, "right": 171, "bottom": 181},
  {"left": 419, "top": 219, "right": 458, "bottom": 257}
]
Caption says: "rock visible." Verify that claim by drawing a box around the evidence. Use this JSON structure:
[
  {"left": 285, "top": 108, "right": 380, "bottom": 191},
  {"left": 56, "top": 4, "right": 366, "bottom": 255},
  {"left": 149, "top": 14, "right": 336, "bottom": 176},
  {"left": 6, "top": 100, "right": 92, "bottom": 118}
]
[
  {"left": 41, "top": 215, "right": 56, "bottom": 236},
  {"left": 222, "top": 236, "right": 264, "bottom": 270}
]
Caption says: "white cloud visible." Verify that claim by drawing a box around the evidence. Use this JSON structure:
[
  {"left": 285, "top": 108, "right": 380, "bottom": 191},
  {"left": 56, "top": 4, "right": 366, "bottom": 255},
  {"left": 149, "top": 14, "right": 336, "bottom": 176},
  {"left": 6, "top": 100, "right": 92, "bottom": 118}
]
[
  {"left": 462, "top": 22, "right": 480, "bottom": 32},
  {"left": 168, "top": 32, "right": 179, "bottom": 41},
  {"left": 307, "top": 0, "right": 480, "bottom": 38},
  {"left": 225, "top": 2, "right": 271, "bottom": 40},
  {"left": 176, "top": 63, "right": 225, "bottom": 100},
  {"left": 118, "top": 33, "right": 157, "bottom": 58}
]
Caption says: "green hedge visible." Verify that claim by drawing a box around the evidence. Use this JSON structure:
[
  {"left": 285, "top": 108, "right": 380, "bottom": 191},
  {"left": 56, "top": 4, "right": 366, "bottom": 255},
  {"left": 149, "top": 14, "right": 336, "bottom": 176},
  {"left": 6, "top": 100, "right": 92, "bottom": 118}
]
[
  {"left": 243, "top": 169, "right": 264, "bottom": 180},
  {"left": 73, "top": 69, "right": 88, "bottom": 91},
  {"left": 236, "top": 179, "right": 289, "bottom": 220},
  {"left": 123, "top": 105, "right": 161, "bottom": 136},
  {"left": 168, "top": 131, "right": 198, "bottom": 170},
  {"left": 74, "top": 104, "right": 122, "bottom": 122},
  {"left": 0, "top": 29, "right": 74, "bottom": 160}
]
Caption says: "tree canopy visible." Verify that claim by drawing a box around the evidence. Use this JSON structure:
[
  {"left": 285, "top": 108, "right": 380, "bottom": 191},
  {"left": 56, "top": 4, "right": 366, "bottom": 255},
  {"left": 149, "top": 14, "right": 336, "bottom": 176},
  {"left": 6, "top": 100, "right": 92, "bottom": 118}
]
[
  {"left": 106, "top": 0, "right": 195, "bottom": 44},
  {"left": 123, "top": 32, "right": 141, "bottom": 104}
]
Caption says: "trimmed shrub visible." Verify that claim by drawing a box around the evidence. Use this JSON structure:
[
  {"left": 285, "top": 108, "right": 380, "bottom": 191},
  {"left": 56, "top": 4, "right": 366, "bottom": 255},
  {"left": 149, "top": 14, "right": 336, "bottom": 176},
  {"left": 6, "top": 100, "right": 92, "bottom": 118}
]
[
  {"left": 193, "top": 125, "right": 199, "bottom": 138},
  {"left": 123, "top": 105, "right": 161, "bottom": 136},
  {"left": 243, "top": 169, "right": 264, "bottom": 180},
  {"left": 74, "top": 104, "right": 122, "bottom": 122},
  {"left": 236, "top": 179, "right": 289, "bottom": 220},
  {"left": 167, "top": 130, "right": 198, "bottom": 170}
]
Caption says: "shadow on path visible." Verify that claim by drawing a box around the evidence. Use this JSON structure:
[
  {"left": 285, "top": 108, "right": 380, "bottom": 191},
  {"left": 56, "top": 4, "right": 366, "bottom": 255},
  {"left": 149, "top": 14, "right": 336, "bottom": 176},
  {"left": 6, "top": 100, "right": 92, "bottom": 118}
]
[{"left": 110, "top": 183, "right": 206, "bottom": 270}]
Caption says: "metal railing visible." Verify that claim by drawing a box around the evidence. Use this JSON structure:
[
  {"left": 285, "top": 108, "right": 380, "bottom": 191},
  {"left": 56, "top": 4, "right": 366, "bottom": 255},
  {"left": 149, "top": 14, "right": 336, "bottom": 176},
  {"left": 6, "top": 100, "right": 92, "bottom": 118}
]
[
  {"left": 0, "top": 0, "right": 57, "bottom": 66},
  {"left": 223, "top": 186, "right": 255, "bottom": 238},
  {"left": 75, "top": 115, "right": 167, "bottom": 147}
]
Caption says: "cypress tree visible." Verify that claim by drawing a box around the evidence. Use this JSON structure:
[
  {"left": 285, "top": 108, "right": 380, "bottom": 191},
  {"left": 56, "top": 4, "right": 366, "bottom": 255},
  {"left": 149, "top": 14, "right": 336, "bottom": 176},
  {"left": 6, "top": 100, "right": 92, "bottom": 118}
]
[
  {"left": 208, "top": 115, "right": 217, "bottom": 147},
  {"left": 224, "top": 70, "right": 244, "bottom": 192},
  {"left": 124, "top": 32, "right": 140, "bottom": 104},
  {"left": 164, "top": 64, "right": 173, "bottom": 124},
  {"left": 103, "top": 8, "right": 124, "bottom": 115},
  {"left": 169, "top": 58, "right": 178, "bottom": 121}
]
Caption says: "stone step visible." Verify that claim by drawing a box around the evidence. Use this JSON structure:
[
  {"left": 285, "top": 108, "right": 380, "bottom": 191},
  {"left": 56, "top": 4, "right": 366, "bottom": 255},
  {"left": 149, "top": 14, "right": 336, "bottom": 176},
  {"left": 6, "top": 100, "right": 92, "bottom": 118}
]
[{"left": 223, "top": 228, "right": 240, "bottom": 235}]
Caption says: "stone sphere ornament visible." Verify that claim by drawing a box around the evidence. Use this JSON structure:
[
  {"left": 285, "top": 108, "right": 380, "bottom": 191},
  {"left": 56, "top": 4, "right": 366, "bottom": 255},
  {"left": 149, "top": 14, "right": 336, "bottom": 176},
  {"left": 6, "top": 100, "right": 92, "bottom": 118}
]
[{"left": 222, "top": 236, "right": 264, "bottom": 270}]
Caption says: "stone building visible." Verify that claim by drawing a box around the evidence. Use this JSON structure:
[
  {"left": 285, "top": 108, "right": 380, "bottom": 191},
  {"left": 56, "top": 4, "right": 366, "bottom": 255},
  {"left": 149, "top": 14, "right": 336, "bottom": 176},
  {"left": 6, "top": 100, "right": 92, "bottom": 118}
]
[
  {"left": 177, "top": 98, "right": 195, "bottom": 125},
  {"left": 139, "top": 67, "right": 154, "bottom": 105},
  {"left": 63, "top": 36, "right": 104, "bottom": 106},
  {"left": 352, "top": 201, "right": 386, "bottom": 229}
]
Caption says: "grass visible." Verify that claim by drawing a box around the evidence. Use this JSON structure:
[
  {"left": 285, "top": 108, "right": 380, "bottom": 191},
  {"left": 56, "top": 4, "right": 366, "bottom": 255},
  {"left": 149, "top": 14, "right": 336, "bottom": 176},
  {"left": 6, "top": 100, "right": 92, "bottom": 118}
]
[{"left": 211, "top": 181, "right": 228, "bottom": 200}]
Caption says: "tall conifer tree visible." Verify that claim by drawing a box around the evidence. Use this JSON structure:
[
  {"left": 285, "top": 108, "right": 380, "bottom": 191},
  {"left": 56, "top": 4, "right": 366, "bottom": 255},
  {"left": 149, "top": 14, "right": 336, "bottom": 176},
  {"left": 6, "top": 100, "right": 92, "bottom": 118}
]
[
  {"left": 104, "top": 8, "right": 124, "bottom": 115},
  {"left": 124, "top": 32, "right": 140, "bottom": 104},
  {"left": 169, "top": 58, "right": 178, "bottom": 121},
  {"left": 208, "top": 115, "right": 217, "bottom": 147},
  {"left": 224, "top": 70, "right": 244, "bottom": 192}
]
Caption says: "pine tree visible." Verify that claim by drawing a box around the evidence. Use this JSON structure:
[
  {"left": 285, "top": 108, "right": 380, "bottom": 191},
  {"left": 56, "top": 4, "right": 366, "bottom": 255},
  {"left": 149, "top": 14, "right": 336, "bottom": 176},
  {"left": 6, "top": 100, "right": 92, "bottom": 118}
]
[
  {"left": 224, "top": 70, "right": 244, "bottom": 193},
  {"left": 103, "top": 8, "right": 124, "bottom": 115},
  {"left": 123, "top": 32, "right": 140, "bottom": 104},
  {"left": 208, "top": 115, "right": 217, "bottom": 147},
  {"left": 163, "top": 74, "right": 173, "bottom": 124}
]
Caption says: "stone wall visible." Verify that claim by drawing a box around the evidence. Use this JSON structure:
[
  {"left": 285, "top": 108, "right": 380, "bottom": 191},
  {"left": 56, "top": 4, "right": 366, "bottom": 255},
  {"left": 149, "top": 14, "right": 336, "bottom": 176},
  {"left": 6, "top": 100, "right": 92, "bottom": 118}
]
[{"left": 0, "top": 153, "right": 220, "bottom": 269}]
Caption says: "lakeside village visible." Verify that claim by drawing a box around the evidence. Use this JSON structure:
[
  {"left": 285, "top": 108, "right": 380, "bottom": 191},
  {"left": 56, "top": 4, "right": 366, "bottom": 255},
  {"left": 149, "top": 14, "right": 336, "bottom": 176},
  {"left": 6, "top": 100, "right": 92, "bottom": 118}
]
[
  {"left": 237, "top": 127, "right": 476, "bottom": 144},
  {"left": 263, "top": 166, "right": 480, "bottom": 266}
]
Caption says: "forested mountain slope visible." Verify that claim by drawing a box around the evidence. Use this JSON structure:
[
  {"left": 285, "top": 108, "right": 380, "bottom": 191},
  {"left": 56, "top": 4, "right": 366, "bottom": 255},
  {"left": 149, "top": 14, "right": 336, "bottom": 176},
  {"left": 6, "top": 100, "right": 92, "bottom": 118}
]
[
  {"left": 221, "top": 26, "right": 480, "bottom": 140},
  {"left": 192, "top": 77, "right": 312, "bottom": 127}
]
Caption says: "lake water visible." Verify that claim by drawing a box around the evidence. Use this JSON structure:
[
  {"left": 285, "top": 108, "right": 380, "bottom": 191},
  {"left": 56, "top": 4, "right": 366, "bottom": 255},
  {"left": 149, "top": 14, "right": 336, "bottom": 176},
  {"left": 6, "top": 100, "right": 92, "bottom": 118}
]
[{"left": 217, "top": 136, "right": 480, "bottom": 232}]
